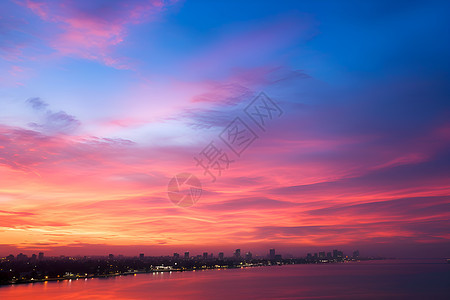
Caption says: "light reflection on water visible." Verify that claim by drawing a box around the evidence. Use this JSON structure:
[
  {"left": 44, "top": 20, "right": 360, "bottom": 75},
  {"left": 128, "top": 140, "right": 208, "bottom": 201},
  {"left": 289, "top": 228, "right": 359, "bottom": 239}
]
[{"left": 0, "top": 259, "right": 448, "bottom": 299}]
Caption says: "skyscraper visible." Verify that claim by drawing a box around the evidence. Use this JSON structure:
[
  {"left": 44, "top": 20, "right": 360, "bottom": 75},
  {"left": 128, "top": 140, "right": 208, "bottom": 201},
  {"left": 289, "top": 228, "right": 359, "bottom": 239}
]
[
  {"left": 269, "top": 248, "right": 275, "bottom": 259},
  {"left": 139, "top": 253, "right": 144, "bottom": 260},
  {"left": 203, "top": 252, "right": 208, "bottom": 259},
  {"left": 234, "top": 249, "right": 241, "bottom": 259},
  {"left": 184, "top": 251, "right": 189, "bottom": 259},
  {"left": 218, "top": 252, "right": 224, "bottom": 260},
  {"left": 333, "top": 249, "right": 338, "bottom": 258},
  {"left": 173, "top": 253, "right": 180, "bottom": 259},
  {"left": 38, "top": 252, "right": 44, "bottom": 260},
  {"left": 245, "top": 252, "right": 252, "bottom": 260}
]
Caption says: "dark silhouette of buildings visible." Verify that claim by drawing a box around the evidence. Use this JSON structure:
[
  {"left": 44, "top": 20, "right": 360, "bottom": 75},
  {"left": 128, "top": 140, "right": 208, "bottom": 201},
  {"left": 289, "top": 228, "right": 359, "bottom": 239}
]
[
  {"left": 269, "top": 249, "right": 275, "bottom": 259},
  {"left": 234, "top": 249, "right": 241, "bottom": 259}
]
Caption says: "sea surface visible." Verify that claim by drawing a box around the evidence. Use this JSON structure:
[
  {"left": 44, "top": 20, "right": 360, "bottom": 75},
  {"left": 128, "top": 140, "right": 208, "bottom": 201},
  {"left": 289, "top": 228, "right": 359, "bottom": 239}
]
[{"left": 1, "top": 259, "right": 449, "bottom": 299}]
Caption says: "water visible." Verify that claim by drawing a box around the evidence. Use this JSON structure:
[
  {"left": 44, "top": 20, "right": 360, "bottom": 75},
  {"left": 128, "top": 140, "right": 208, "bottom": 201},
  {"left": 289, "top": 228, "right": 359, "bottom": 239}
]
[{"left": 1, "top": 259, "right": 449, "bottom": 299}]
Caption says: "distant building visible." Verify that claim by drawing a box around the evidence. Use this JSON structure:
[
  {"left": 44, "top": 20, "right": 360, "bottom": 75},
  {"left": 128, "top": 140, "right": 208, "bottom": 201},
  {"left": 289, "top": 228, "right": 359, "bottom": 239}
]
[
  {"left": 173, "top": 253, "right": 180, "bottom": 259},
  {"left": 31, "top": 254, "right": 37, "bottom": 261},
  {"left": 139, "top": 253, "right": 144, "bottom": 260},
  {"left": 17, "top": 253, "right": 27, "bottom": 261},
  {"left": 327, "top": 252, "right": 332, "bottom": 258},
  {"left": 203, "top": 252, "right": 208, "bottom": 259},
  {"left": 306, "top": 253, "right": 312, "bottom": 259},
  {"left": 319, "top": 252, "right": 325, "bottom": 258},
  {"left": 275, "top": 254, "right": 282, "bottom": 260},
  {"left": 209, "top": 253, "right": 213, "bottom": 259},
  {"left": 38, "top": 252, "right": 44, "bottom": 260},
  {"left": 333, "top": 249, "right": 338, "bottom": 258},
  {"left": 108, "top": 254, "right": 114, "bottom": 260},
  {"left": 245, "top": 252, "right": 252, "bottom": 260},
  {"left": 269, "top": 249, "right": 275, "bottom": 259},
  {"left": 352, "top": 250, "right": 360, "bottom": 258},
  {"left": 313, "top": 253, "right": 318, "bottom": 259},
  {"left": 218, "top": 252, "right": 224, "bottom": 260},
  {"left": 234, "top": 249, "right": 241, "bottom": 259},
  {"left": 184, "top": 252, "right": 189, "bottom": 259}
]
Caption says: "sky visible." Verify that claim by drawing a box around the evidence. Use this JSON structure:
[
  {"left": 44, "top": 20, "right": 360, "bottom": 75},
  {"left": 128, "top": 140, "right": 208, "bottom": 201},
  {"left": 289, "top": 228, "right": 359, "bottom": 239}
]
[{"left": 0, "top": 0, "right": 449, "bottom": 258}]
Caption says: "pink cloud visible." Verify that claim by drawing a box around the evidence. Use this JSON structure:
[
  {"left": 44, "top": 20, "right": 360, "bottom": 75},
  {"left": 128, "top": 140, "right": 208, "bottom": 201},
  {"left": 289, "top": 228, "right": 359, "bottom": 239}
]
[{"left": 22, "top": 0, "right": 178, "bottom": 68}]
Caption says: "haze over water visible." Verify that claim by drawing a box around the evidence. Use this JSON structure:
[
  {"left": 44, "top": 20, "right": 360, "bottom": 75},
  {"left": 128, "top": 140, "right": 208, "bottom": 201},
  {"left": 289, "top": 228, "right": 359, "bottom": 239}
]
[{"left": 1, "top": 260, "right": 449, "bottom": 299}]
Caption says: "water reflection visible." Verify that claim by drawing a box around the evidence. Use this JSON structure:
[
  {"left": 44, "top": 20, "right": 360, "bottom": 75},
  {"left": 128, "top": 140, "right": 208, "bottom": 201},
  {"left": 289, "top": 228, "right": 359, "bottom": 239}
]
[{"left": 0, "top": 260, "right": 448, "bottom": 299}]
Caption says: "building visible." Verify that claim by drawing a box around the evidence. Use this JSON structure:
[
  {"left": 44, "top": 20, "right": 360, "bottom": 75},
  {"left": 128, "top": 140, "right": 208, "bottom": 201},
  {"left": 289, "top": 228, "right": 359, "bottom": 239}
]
[
  {"left": 353, "top": 250, "right": 360, "bottom": 258},
  {"left": 306, "top": 253, "right": 312, "bottom": 259},
  {"left": 173, "top": 253, "right": 180, "bottom": 259},
  {"left": 38, "top": 252, "right": 44, "bottom": 260},
  {"left": 333, "top": 249, "right": 338, "bottom": 258},
  {"left": 184, "top": 252, "right": 189, "bottom": 259},
  {"left": 319, "top": 252, "right": 325, "bottom": 258},
  {"left": 108, "top": 254, "right": 114, "bottom": 260},
  {"left": 269, "top": 248, "right": 275, "bottom": 259},
  {"left": 234, "top": 249, "right": 241, "bottom": 259},
  {"left": 327, "top": 252, "right": 332, "bottom": 258},
  {"left": 245, "top": 252, "right": 252, "bottom": 260},
  {"left": 139, "top": 253, "right": 144, "bottom": 260},
  {"left": 209, "top": 253, "right": 213, "bottom": 259},
  {"left": 218, "top": 252, "right": 224, "bottom": 260},
  {"left": 17, "top": 253, "right": 27, "bottom": 261},
  {"left": 31, "top": 254, "right": 37, "bottom": 261},
  {"left": 203, "top": 252, "right": 208, "bottom": 259}
]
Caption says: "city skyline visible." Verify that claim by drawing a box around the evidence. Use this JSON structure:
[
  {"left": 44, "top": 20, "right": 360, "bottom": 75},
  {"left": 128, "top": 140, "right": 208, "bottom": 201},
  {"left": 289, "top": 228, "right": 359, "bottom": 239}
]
[{"left": 1, "top": 0, "right": 449, "bottom": 260}]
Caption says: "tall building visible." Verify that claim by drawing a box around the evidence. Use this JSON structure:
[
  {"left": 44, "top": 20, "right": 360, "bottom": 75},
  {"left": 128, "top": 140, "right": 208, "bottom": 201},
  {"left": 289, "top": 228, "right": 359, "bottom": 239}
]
[
  {"left": 319, "top": 252, "right": 325, "bottom": 258},
  {"left": 203, "top": 252, "right": 208, "bottom": 259},
  {"left": 234, "top": 249, "right": 241, "bottom": 259},
  {"left": 333, "top": 249, "right": 338, "bottom": 258},
  {"left": 17, "top": 253, "right": 27, "bottom": 261},
  {"left": 218, "top": 252, "right": 224, "bottom": 260},
  {"left": 269, "top": 248, "right": 275, "bottom": 259},
  {"left": 327, "top": 252, "right": 332, "bottom": 258},
  {"left": 245, "top": 252, "right": 252, "bottom": 260},
  {"left": 209, "top": 253, "right": 213, "bottom": 259},
  {"left": 353, "top": 250, "right": 360, "bottom": 258},
  {"left": 173, "top": 253, "right": 180, "bottom": 259},
  {"left": 306, "top": 253, "right": 312, "bottom": 259},
  {"left": 139, "top": 253, "right": 144, "bottom": 260},
  {"left": 38, "top": 252, "right": 44, "bottom": 260},
  {"left": 184, "top": 252, "right": 189, "bottom": 259},
  {"left": 109, "top": 254, "right": 114, "bottom": 260}
]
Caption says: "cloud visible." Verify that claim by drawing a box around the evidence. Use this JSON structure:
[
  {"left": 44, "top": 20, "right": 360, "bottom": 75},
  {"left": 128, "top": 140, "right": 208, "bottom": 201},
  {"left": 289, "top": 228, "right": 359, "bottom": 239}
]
[
  {"left": 26, "top": 97, "right": 49, "bottom": 110},
  {"left": 26, "top": 97, "right": 80, "bottom": 134},
  {"left": 20, "top": 0, "right": 179, "bottom": 68}
]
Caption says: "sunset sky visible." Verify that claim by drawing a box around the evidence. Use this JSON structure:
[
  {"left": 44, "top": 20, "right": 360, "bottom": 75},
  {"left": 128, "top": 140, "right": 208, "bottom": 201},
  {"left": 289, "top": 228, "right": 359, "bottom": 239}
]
[{"left": 1, "top": 0, "right": 449, "bottom": 258}]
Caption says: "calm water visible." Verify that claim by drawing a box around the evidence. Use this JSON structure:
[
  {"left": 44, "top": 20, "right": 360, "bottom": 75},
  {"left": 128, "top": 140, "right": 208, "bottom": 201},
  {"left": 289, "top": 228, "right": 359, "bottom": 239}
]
[{"left": 1, "top": 259, "right": 449, "bottom": 299}]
